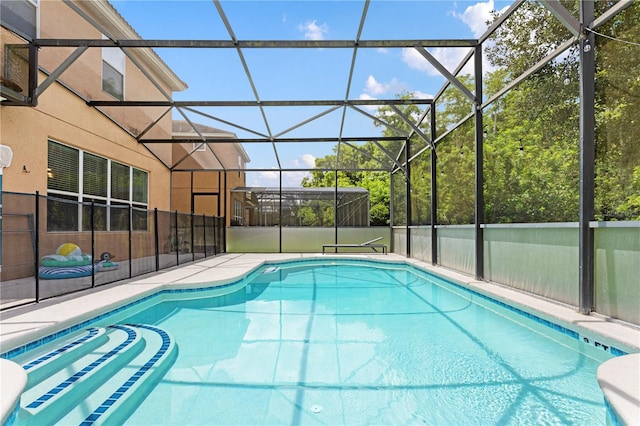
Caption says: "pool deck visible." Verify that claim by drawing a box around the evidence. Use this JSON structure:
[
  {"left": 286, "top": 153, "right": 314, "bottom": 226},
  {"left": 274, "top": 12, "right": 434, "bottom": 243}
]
[{"left": 1, "top": 253, "right": 639, "bottom": 424}]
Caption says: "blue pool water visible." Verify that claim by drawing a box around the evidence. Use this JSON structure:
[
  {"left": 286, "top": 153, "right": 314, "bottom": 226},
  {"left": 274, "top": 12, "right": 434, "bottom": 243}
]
[{"left": 113, "top": 261, "right": 613, "bottom": 425}]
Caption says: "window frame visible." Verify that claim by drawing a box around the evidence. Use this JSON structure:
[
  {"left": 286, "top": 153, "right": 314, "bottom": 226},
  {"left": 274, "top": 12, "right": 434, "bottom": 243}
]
[
  {"left": 102, "top": 60, "right": 124, "bottom": 101},
  {"left": 47, "top": 140, "right": 148, "bottom": 232}
]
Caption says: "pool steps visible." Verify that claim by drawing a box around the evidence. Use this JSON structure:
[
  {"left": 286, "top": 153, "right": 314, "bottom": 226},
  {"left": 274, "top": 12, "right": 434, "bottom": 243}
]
[
  {"left": 13, "top": 324, "right": 177, "bottom": 426},
  {"left": 21, "top": 327, "right": 109, "bottom": 390}
]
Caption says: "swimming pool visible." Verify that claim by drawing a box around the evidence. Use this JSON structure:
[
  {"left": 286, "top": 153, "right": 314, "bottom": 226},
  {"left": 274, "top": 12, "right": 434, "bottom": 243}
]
[{"left": 4, "top": 259, "right": 624, "bottom": 424}]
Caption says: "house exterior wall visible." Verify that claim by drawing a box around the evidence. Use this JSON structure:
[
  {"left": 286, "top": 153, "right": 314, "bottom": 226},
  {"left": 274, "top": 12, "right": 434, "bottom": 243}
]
[
  {"left": 0, "top": 67, "right": 172, "bottom": 206},
  {"left": 1, "top": 0, "right": 248, "bottom": 280},
  {"left": 171, "top": 170, "right": 247, "bottom": 227},
  {"left": 0, "top": 0, "right": 179, "bottom": 280},
  {"left": 1, "top": 0, "right": 176, "bottom": 206}
]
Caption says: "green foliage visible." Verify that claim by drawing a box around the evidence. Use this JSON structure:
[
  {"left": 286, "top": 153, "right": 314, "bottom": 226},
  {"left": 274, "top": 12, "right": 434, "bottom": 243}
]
[{"left": 300, "top": 2, "right": 639, "bottom": 224}]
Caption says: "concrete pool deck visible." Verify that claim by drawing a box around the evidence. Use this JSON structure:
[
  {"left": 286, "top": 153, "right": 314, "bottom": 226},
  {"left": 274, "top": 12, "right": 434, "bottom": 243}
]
[{"left": 1, "top": 253, "right": 639, "bottom": 424}]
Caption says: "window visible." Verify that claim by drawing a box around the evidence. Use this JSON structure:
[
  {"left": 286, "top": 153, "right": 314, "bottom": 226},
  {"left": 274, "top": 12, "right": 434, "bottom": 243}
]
[
  {"left": 47, "top": 140, "right": 148, "bottom": 231},
  {"left": 102, "top": 42, "right": 124, "bottom": 100},
  {"left": 233, "top": 199, "right": 243, "bottom": 225},
  {"left": 192, "top": 142, "right": 206, "bottom": 152},
  {"left": 83, "top": 152, "right": 107, "bottom": 197},
  {"left": 132, "top": 168, "right": 148, "bottom": 203},
  {"left": 1, "top": 0, "right": 38, "bottom": 40},
  {"left": 48, "top": 141, "right": 79, "bottom": 193},
  {"left": 102, "top": 61, "right": 123, "bottom": 100},
  {"left": 111, "top": 161, "right": 130, "bottom": 201}
]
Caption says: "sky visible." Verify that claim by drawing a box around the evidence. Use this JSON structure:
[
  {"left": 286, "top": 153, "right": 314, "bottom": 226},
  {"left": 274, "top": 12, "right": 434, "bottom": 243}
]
[{"left": 108, "top": 0, "right": 513, "bottom": 186}]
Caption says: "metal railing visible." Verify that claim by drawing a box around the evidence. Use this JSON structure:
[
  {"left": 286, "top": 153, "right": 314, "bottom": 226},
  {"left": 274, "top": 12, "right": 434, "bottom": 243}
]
[{"left": 0, "top": 191, "right": 225, "bottom": 310}]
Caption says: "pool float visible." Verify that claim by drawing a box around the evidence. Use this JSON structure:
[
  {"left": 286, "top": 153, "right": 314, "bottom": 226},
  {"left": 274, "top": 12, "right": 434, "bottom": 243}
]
[
  {"left": 39, "top": 265, "right": 93, "bottom": 279},
  {"left": 95, "top": 252, "right": 119, "bottom": 272},
  {"left": 39, "top": 243, "right": 93, "bottom": 267},
  {"left": 39, "top": 243, "right": 93, "bottom": 279}
]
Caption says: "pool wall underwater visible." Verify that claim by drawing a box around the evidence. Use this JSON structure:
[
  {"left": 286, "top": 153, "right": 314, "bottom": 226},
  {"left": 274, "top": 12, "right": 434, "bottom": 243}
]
[{"left": 1, "top": 253, "right": 638, "bottom": 425}]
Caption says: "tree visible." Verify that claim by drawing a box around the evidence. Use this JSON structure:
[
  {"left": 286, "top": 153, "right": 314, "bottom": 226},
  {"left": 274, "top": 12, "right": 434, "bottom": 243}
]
[{"left": 301, "top": 93, "right": 429, "bottom": 226}]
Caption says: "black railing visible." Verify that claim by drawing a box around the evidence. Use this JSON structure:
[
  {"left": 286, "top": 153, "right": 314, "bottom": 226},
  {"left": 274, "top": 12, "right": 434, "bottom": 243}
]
[{"left": 0, "top": 191, "right": 225, "bottom": 310}]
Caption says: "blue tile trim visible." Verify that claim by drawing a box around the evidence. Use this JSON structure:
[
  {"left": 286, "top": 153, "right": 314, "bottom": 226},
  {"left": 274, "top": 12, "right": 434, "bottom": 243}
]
[
  {"left": 4, "top": 398, "right": 20, "bottom": 426},
  {"left": 25, "top": 326, "right": 138, "bottom": 409},
  {"left": 604, "top": 397, "right": 623, "bottom": 426},
  {"left": 21, "top": 328, "right": 102, "bottom": 371},
  {"left": 79, "top": 324, "right": 172, "bottom": 426},
  {"left": 404, "top": 265, "right": 628, "bottom": 356},
  {"left": 2, "top": 258, "right": 629, "bottom": 360}
]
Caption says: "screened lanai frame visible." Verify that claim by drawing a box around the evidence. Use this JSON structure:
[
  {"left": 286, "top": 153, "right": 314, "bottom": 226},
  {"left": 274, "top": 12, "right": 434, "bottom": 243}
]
[{"left": 1, "top": 0, "right": 637, "bottom": 317}]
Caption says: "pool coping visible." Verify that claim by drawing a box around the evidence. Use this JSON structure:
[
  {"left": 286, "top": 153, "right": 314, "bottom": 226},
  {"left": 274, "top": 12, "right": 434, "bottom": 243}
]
[{"left": 1, "top": 252, "right": 639, "bottom": 424}]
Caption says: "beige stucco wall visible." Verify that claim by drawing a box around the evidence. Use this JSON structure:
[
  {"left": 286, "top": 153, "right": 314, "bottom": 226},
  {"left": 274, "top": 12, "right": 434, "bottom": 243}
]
[
  {"left": 0, "top": 69, "right": 171, "bottom": 210},
  {"left": 1, "top": 0, "right": 176, "bottom": 209},
  {"left": 171, "top": 170, "right": 247, "bottom": 226}
]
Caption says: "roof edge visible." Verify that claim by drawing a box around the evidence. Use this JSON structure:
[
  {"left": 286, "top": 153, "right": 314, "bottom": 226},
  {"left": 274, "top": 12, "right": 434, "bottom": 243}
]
[{"left": 76, "top": 0, "right": 188, "bottom": 92}]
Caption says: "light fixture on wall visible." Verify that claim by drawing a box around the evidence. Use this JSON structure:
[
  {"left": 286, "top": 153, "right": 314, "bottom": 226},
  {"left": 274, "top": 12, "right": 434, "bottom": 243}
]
[{"left": 47, "top": 168, "right": 55, "bottom": 179}]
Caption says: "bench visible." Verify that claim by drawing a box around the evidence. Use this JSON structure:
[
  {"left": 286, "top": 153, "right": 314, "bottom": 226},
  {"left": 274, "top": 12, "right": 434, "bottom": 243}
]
[{"left": 322, "top": 237, "right": 387, "bottom": 254}]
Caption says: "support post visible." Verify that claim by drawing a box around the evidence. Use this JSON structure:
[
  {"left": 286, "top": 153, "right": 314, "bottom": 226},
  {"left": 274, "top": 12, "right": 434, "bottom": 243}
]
[
  {"left": 190, "top": 212, "right": 195, "bottom": 262},
  {"left": 128, "top": 204, "right": 132, "bottom": 279},
  {"left": 334, "top": 170, "right": 338, "bottom": 247},
  {"left": 279, "top": 171, "right": 283, "bottom": 253},
  {"left": 91, "top": 199, "right": 95, "bottom": 288},
  {"left": 406, "top": 139, "right": 411, "bottom": 258},
  {"left": 223, "top": 173, "right": 227, "bottom": 249},
  {"left": 154, "top": 208, "right": 159, "bottom": 271},
  {"left": 34, "top": 191, "right": 40, "bottom": 302},
  {"left": 578, "top": 0, "right": 595, "bottom": 314},
  {"left": 430, "top": 107, "right": 438, "bottom": 265},
  {"left": 28, "top": 42, "right": 38, "bottom": 106},
  {"left": 213, "top": 216, "right": 220, "bottom": 256},
  {"left": 174, "top": 210, "right": 179, "bottom": 265},
  {"left": 474, "top": 44, "right": 484, "bottom": 281},
  {"left": 389, "top": 171, "right": 394, "bottom": 252},
  {"left": 202, "top": 214, "right": 207, "bottom": 257}
]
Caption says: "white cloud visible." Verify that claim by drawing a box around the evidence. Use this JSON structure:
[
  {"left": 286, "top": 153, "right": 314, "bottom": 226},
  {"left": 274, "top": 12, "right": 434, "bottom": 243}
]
[
  {"left": 359, "top": 75, "right": 407, "bottom": 111},
  {"left": 358, "top": 92, "right": 376, "bottom": 101},
  {"left": 300, "top": 153, "right": 316, "bottom": 168},
  {"left": 358, "top": 75, "right": 433, "bottom": 111},
  {"left": 298, "top": 20, "right": 328, "bottom": 40},
  {"left": 364, "top": 75, "right": 407, "bottom": 96},
  {"left": 291, "top": 154, "right": 316, "bottom": 168},
  {"left": 282, "top": 171, "right": 310, "bottom": 186},
  {"left": 258, "top": 170, "right": 279, "bottom": 181},
  {"left": 401, "top": 47, "right": 475, "bottom": 76},
  {"left": 449, "top": 0, "right": 510, "bottom": 75},
  {"left": 251, "top": 170, "right": 304, "bottom": 187},
  {"left": 452, "top": 0, "right": 497, "bottom": 38},
  {"left": 412, "top": 90, "right": 432, "bottom": 99}
]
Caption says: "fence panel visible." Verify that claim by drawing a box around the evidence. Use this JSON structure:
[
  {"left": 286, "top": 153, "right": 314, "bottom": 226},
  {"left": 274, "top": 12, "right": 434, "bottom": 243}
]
[
  {"left": 0, "top": 192, "right": 37, "bottom": 308},
  {"left": 93, "top": 203, "right": 131, "bottom": 286},
  {"left": 157, "top": 210, "right": 178, "bottom": 269},
  {"left": 1, "top": 192, "right": 225, "bottom": 310},
  {"left": 193, "top": 214, "right": 206, "bottom": 260},
  {"left": 131, "top": 207, "right": 156, "bottom": 276},
  {"left": 177, "top": 212, "right": 193, "bottom": 265}
]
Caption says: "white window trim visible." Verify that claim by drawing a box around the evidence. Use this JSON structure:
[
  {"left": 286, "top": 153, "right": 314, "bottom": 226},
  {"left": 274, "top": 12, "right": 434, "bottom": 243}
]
[
  {"left": 47, "top": 140, "right": 148, "bottom": 231},
  {"left": 192, "top": 142, "right": 207, "bottom": 152},
  {"left": 102, "top": 36, "right": 125, "bottom": 100}
]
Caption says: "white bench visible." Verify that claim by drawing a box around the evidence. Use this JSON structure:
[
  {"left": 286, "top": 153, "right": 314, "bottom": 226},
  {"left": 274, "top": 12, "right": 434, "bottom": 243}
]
[{"left": 322, "top": 237, "right": 387, "bottom": 254}]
